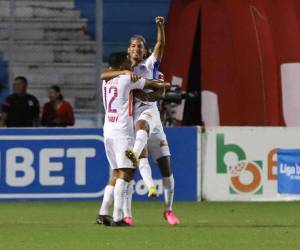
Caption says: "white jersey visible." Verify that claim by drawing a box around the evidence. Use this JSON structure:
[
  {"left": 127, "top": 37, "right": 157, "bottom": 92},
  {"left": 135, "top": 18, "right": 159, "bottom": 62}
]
[
  {"left": 133, "top": 54, "right": 158, "bottom": 79},
  {"left": 103, "top": 75, "right": 145, "bottom": 138},
  {"left": 133, "top": 53, "right": 160, "bottom": 107}
]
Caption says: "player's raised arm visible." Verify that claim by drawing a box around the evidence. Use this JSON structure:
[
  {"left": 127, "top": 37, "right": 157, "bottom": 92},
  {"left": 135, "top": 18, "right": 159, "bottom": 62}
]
[{"left": 152, "top": 16, "right": 165, "bottom": 60}]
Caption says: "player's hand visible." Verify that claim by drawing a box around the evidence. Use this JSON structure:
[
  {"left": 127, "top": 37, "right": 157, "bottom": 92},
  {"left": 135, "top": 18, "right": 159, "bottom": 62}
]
[
  {"left": 130, "top": 73, "right": 139, "bottom": 82},
  {"left": 158, "top": 72, "right": 165, "bottom": 81},
  {"left": 155, "top": 16, "right": 164, "bottom": 25}
]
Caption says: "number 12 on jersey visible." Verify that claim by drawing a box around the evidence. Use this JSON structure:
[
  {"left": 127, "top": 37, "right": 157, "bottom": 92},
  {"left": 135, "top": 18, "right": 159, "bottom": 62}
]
[{"left": 104, "top": 85, "right": 118, "bottom": 113}]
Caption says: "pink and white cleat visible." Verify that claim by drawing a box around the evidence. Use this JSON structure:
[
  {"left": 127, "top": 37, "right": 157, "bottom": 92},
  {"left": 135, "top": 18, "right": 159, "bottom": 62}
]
[
  {"left": 163, "top": 210, "right": 180, "bottom": 225},
  {"left": 123, "top": 216, "right": 134, "bottom": 225}
]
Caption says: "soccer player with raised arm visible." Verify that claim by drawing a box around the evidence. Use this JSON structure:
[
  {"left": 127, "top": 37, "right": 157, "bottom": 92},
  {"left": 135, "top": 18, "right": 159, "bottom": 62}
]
[{"left": 101, "top": 16, "right": 180, "bottom": 226}]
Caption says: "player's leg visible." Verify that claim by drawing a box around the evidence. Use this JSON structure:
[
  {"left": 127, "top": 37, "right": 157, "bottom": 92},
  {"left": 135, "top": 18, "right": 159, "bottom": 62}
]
[
  {"left": 122, "top": 147, "right": 157, "bottom": 225},
  {"left": 96, "top": 138, "right": 117, "bottom": 224},
  {"left": 96, "top": 170, "right": 118, "bottom": 224},
  {"left": 104, "top": 137, "right": 136, "bottom": 227},
  {"left": 123, "top": 178, "right": 134, "bottom": 225},
  {"left": 148, "top": 129, "right": 180, "bottom": 225},
  {"left": 134, "top": 109, "right": 158, "bottom": 196},
  {"left": 129, "top": 107, "right": 158, "bottom": 196},
  {"left": 110, "top": 168, "right": 135, "bottom": 226},
  {"left": 125, "top": 119, "right": 149, "bottom": 166},
  {"left": 126, "top": 107, "right": 156, "bottom": 166},
  {"left": 157, "top": 156, "right": 173, "bottom": 209},
  {"left": 138, "top": 148, "right": 158, "bottom": 198}
]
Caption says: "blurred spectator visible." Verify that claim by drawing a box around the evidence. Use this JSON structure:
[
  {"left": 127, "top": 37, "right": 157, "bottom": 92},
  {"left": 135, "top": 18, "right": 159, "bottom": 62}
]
[
  {"left": 41, "top": 85, "right": 74, "bottom": 127},
  {"left": 0, "top": 76, "right": 39, "bottom": 127}
]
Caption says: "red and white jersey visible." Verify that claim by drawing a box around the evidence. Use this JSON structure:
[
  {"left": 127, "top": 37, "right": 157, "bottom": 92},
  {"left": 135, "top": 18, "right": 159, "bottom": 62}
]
[{"left": 103, "top": 75, "right": 145, "bottom": 138}]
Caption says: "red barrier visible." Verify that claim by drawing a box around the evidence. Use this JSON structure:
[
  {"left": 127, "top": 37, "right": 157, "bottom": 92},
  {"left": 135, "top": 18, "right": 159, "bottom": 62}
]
[
  {"left": 161, "top": 0, "right": 300, "bottom": 126},
  {"left": 162, "top": 0, "right": 201, "bottom": 91}
]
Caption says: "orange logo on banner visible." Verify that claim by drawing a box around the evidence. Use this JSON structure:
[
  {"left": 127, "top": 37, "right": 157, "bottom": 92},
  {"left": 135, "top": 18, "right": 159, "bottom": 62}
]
[
  {"left": 230, "top": 161, "right": 262, "bottom": 193},
  {"left": 268, "top": 148, "right": 278, "bottom": 180}
]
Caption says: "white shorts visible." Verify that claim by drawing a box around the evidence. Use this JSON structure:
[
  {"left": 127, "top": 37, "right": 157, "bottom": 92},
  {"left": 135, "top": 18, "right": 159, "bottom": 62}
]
[
  {"left": 134, "top": 104, "right": 171, "bottom": 162},
  {"left": 134, "top": 104, "right": 160, "bottom": 135},
  {"left": 104, "top": 137, "right": 135, "bottom": 170}
]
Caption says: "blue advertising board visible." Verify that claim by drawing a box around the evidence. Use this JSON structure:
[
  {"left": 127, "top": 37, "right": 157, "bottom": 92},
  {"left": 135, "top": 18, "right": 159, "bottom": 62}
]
[
  {"left": 278, "top": 149, "right": 300, "bottom": 194},
  {"left": 0, "top": 127, "right": 199, "bottom": 201}
]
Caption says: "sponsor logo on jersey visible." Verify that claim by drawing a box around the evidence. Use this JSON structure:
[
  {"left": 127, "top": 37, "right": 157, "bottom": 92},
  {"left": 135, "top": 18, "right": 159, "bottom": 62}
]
[
  {"left": 144, "top": 112, "right": 152, "bottom": 118},
  {"left": 160, "top": 140, "right": 168, "bottom": 147}
]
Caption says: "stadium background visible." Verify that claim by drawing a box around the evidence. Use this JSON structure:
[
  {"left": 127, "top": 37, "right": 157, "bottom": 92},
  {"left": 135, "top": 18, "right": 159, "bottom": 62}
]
[{"left": 2, "top": 0, "right": 300, "bottom": 249}]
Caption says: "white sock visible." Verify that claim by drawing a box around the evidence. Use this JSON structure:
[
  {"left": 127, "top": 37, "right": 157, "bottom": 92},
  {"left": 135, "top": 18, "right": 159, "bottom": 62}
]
[
  {"left": 139, "top": 158, "right": 155, "bottom": 189},
  {"left": 113, "top": 179, "right": 128, "bottom": 222},
  {"left": 99, "top": 185, "right": 114, "bottom": 215},
  {"left": 123, "top": 180, "right": 134, "bottom": 217},
  {"left": 133, "top": 129, "right": 148, "bottom": 157},
  {"left": 163, "top": 174, "right": 175, "bottom": 211}
]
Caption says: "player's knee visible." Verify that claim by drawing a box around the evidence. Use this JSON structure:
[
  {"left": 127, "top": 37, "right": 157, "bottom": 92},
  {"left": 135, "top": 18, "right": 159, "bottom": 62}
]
[
  {"left": 157, "top": 156, "right": 172, "bottom": 177},
  {"left": 118, "top": 168, "right": 135, "bottom": 182},
  {"left": 135, "top": 119, "right": 149, "bottom": 133}
]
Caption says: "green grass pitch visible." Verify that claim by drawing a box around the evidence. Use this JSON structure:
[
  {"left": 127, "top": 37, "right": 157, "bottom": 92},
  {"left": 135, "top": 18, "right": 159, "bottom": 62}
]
[{"left": 1, "top": 201, "right": 300, "bottom": 250}]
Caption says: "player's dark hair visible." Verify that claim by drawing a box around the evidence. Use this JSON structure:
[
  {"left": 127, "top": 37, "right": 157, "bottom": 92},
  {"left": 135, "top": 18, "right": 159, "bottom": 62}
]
[
  {"left": 14, "top": 76, "right": 28, "bottom": 86},
  {"left": 144, "top": 44, "right": 152, "bottom": 59},
  {"left": 128, "top": 34, "right": 147, "bottom": 48},
  {"left": 108, "top": 52, "right": 129, "bottom": 68},
  {"left": 50, "top": 85, "right": 63, "bottom": 100}
]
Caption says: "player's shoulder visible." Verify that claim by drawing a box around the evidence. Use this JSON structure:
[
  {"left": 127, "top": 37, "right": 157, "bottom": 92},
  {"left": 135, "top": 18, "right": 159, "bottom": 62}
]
[
  {"left": 145, "top": 53, "right": 159, "bottom": 64},
  {"left": 118, "top": 74, "right": 135, "bottom": 87}
]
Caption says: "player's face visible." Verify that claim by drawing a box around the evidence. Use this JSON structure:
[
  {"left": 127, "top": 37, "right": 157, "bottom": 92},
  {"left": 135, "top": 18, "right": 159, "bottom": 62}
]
[
  {"left": 14, "top": 79, "right": 27, "bottom": 94},
  {"left": 48, "top": 89, "right": 60, "bottom": 102},
  {"left": 128, "top": 39, "right": 146, "bottom": 62}
]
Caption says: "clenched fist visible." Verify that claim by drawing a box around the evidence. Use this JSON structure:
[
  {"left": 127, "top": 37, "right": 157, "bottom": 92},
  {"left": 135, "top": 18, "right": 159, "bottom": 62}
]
[{"left": 155, "top": 16, "right": 165, "bottom": 25}]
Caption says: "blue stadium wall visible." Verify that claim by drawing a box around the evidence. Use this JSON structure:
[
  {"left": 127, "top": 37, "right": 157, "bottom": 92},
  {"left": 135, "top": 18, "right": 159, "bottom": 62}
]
[
  {"left": 74, "top": 0, "right": 171, "bottom": 60},
  {"left": 0, "top": 127, "right": 200, "bottom": 201}
]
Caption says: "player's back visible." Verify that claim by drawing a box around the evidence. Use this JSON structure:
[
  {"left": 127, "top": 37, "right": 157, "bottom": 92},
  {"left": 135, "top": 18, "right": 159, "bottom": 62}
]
[{"left": 103, "top": 75, "right": 145, "bottom": 138}]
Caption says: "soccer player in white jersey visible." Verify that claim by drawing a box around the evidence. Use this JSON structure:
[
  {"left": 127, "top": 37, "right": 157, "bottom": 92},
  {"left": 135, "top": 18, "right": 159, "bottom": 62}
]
[
  {"left": 100, "top": 52, "right": 169, "bottom": 226},
  {"left": 101, "top": 16, "right": 180, "bottom": 226}
]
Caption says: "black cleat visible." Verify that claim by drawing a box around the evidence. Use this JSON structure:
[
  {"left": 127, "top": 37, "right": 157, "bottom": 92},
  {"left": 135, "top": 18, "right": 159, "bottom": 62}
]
[
  {"left": 96, "top": 214, "right": 113, "bottom": 225},
  {"left": 111, "top": 219, "right": 131, "bottom": 227},
  {"left": 103, "top": 218, "right": 131, "bottom": 227}
]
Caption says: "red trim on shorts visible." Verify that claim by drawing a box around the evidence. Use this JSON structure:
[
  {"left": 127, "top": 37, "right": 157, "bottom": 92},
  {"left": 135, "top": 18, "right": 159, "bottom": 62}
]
[{"left": 128, "top": 91, "right": 133, "bottom": 116}]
